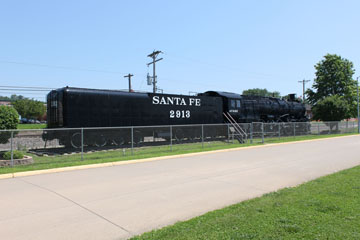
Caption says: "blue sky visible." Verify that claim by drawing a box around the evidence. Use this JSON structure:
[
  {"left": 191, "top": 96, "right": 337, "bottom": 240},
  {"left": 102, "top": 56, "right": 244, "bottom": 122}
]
[{"left": 1, "top": 0, "right": 359, "bottom": 100}]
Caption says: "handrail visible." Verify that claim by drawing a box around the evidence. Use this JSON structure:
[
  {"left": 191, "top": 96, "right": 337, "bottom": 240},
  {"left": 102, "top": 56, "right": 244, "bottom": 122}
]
[
  {"left": 225, "top": 112, "right": 247, "bottom": 137},
  {"left": 223, "top": 113, "right": 241, "bottom": 134},
  {"left": 223, "top": 112, "right": 247, "bottom": 143}
]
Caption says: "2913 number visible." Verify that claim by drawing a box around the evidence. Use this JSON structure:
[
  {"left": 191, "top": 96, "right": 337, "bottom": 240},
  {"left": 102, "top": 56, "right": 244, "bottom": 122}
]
[{"left": 170, "top": 110, "right": 190, "bottom": 118}]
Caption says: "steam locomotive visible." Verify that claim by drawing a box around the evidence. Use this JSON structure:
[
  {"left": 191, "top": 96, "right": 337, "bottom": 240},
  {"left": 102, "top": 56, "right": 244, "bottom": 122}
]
[{"left": 44, "top": 87, "right": 307, "bottom": 147}]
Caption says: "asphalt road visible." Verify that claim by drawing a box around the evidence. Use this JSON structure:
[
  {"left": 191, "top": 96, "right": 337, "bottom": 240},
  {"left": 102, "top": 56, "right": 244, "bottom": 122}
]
[{"left": 1, "top": 135, "right": 360, "bottom": 240}]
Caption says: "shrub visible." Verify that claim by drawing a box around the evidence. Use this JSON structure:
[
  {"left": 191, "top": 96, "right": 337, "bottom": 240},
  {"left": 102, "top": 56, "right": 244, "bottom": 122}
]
[
  {"left": 2, "top": 150, "right": 24, "bottom": 160},
  {"left": 0, "top": 106, "right": 19, "bottom": 144},
  {"left": 312, "top": 95, "right": 350, "bottom": 121}
]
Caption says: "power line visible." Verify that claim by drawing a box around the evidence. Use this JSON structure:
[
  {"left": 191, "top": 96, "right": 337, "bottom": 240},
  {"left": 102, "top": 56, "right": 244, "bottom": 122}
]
[
  {"left": 0, "top": 85, "right": 55, "bottom": 90},
  {"left": 0, "top": 60, "right": 128, "bottom": 75},
  {"left": 0, "top": 86, "right": 52, "bottom": 99},
  {"left": 1, "top": 55, "right": 297, "bottom": 96},
  {"left": 0, "top": 88, "right": 50, "bottom": 92},
  {"left": 164, "top": 52, "right": 289, "bottom": 79},
  {"left": 0, "top": 91, "right": 46, "bottom": 96}
]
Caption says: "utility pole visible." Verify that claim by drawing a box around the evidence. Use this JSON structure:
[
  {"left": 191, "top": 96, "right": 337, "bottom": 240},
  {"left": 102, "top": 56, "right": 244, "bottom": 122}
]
[
  {"left": 357, "top": 76, "right": 359, "bottom": 134},
  {"left": 124, "top": 74, "right": 133, "bottom": 92},
  {"left": 147, "top": 50, "right": 163, "bottom": 93},
  {"left": 298, "top": 79, "right": 310, "bottom": 102}
]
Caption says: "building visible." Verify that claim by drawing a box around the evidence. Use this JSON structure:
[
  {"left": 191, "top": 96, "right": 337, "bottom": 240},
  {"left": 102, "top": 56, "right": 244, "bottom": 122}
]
[{"left": 0, "top": 101, "right": 12, "bottom": 106}]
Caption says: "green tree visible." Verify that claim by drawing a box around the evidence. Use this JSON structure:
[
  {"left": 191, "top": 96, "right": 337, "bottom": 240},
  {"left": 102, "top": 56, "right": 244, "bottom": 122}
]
[
  {"left": 0, "top": 106, "right": 19, "bottom": 143},
  {"left": 306, "top": 54, "right": 356, "bottom": 121},
  {"left": 0, "top": 94, "right": 25, "bottom": 101},
  {"left": 12, "top": 99, "right": 46, "bottom": 119},
  {"left": 10, "top": 94, "right": 25, "bottom": 101},
  {"left": 312, "top": 95, "right": 350, "bottom": 121},
  {"left": 242, "top": 88, "right": 281, "bottom": 98},
  {"left": 0, "top": 95, "right": 11, "bottom": 101}
]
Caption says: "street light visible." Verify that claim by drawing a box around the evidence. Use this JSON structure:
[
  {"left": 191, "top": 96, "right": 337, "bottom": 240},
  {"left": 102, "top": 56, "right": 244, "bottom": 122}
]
[{"left": 357, "top": 76, "right": 359, "bottom": 134}]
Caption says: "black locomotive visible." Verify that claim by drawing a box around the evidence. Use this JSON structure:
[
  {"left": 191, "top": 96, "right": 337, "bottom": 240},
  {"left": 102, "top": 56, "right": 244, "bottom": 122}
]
[{"left": 44, "top": 87, "right": 307, "bottom": 147}]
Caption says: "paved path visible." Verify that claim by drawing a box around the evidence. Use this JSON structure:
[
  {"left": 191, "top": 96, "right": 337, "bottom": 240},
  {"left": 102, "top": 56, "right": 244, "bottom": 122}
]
[{"left": 1, "top": 135, "right": 360, "bottom": 240}]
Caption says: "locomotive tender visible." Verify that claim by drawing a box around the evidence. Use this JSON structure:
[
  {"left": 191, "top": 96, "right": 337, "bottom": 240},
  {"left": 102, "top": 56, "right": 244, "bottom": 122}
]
[{"left": 45, "top": 87, "right": 307, "bottom": 147}]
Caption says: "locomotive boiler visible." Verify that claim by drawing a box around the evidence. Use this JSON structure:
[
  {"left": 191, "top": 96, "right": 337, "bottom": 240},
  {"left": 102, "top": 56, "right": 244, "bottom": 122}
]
[{"left": 201, "top": 91, "right": 307, "bottom": 123}]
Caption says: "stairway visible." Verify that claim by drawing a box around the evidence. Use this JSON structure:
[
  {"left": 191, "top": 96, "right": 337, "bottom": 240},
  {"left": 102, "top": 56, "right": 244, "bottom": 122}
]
[{"left": 223, "top": 112, "right": 247, "bottom": 143}]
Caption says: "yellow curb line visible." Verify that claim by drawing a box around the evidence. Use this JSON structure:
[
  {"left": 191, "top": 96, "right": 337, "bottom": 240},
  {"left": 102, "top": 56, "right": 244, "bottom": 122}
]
[
  {"left": 1, "top": 134, "right": 358, "bottom": 180},
  {"left": 0, "top": 173, "right": 13, "bottom": 180}
]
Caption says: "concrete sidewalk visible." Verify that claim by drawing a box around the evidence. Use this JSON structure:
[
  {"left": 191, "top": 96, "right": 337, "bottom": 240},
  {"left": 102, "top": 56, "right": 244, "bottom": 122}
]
[{"left": 1, "top": 135, "right": 359, "bottom": 240}]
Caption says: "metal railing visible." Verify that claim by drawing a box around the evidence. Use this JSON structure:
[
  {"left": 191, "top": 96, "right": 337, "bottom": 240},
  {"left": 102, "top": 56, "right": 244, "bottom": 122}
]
[
  {"left": 0, "top": 121, "right": 358, "bottom": 168},
  {"left": 223, "top": 112, "right": 247, "bottom": 143}
]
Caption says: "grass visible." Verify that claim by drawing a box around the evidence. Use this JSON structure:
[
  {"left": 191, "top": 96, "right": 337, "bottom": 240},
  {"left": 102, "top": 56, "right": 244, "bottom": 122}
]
[
  {"left": 17, "top": 123, "right": 46, "bottom": 129},
  {"left": 0, "top": 133, "right": 357, "bottom": 175},
  {"left": 131, "top": 165, "right": 360, "bottom": 240},
  {"left": 0, "top": 141, "right": 250, "bottom": 174}
]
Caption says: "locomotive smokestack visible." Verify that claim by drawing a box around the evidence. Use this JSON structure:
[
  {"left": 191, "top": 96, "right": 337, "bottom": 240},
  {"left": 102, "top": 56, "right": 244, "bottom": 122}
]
[{"left": 288, "top": 94, "right": 296, "bottom": 101}]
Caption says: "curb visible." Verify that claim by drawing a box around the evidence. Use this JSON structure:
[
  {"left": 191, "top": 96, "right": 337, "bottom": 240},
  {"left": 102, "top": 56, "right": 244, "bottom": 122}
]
[{"left": 1, "top": 134, "right": 358, "bottom": 180}]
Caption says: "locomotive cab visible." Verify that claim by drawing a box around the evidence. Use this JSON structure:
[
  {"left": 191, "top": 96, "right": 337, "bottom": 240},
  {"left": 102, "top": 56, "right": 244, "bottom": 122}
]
[
  {"left": 228, "top": 99, "right": 241, "bottom": 114},
  {"left": 227, "top": 98, "right": 245, "bottom": 121},
  {"left": 201, "top": 91, "right": 246, "bottom": 122}
]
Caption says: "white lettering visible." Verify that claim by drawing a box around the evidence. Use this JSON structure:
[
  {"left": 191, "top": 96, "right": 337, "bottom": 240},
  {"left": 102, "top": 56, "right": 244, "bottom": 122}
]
[
  {"left": 153, "top": 96, "right": 201, "bottom": 106},
  {"left": 189, "top": 98, "right": 195, "bottom": 106},
  {"left": 195, "top": 99, "right": 201, "bottom": 106},
  {"left": 170, "top": 110, "right": 175, "bottom": 118},
  {"left": 167, "top": 97, "right": 174, "bottom": 105},
  {"left": 170, "top": 110, "right": 191, "bottom": 118},
  {"left": 160, "top": 97, "right": 167, "bottom": 105},
  {"left": 174, "top": 97, "right": 180, "bottom": 105},
  {"left": 152, "top": 96, "right": 159, "bottom": 104},
  {"left": 180, "top": 98, "right": 186, "bottom": 106}
]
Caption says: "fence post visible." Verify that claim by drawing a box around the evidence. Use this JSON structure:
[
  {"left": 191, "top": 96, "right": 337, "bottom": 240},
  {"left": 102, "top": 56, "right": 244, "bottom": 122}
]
[
  {"left": 10, "top": 131, "right": 14, "bottom": 167},
  {"left": 226, "top": 124, "right": 231, "bottom": 143},
  {"left": 317, "top": 122, "right": 320, "bottom": 135},
  {"left": 261, "top": 122, "right": 264, "bottom": 143},
  {"left": 293, "top": 122, "right": 296, "bottom": 138},
  {"left": 354, "top": 121, "right": 356, "bottom": 133},
  {"left": 346, "top": 121, "right": 348, "bottom": 133},
  {"left": 131, "top": 127, "right": 134, "bottom": 155},
  {"left": 278, "top": 122, "right": 281, "bottom": 140},
  {"left": 201, "top": 124, "right": 204, "bottom": 148},
  {"left": 81, "top": 128, "right": 84, "bottom": 161},
  {"left": 250, "top": 123, "right": 253, "bottom": 144},
  {"left": 328, "top": 122, "right": 331, "bottom": 134},
  {"left": 227, "top": 124, "right": 230, "bottom": 143},
  {"left": 170, "top": 125, "right": 172, "bottom": 151}
]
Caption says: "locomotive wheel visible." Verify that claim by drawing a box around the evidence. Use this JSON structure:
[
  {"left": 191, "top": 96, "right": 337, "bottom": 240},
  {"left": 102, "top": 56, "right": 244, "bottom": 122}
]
[
  {"left": 175, "top": 129, "right": 184, "bottom": 142},
  {"left": 133, "top": 131, "right": 143, "bottom": 144},
  {"left": 70, "top": 132, "right": 82, "bottom": 148},
  {"left": 268, "top": 121, "right": 275, "bottom": 131},
  {"left": 112, "top": 136, "right": 125, "bottom": 146},
  {"left": 187, "top": 134, "right": 195, "bottom": 142},
  {"left": 94, "top": 135, "right": 107, "bottom": 147}
]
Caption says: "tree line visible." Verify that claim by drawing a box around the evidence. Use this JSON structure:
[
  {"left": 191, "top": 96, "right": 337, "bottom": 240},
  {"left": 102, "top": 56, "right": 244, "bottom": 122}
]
[
  {"left": 0, "top": 96, "right": 46, "bottom": 120},
  {"left": 0, "top": 94, "right": 26, "bottom": 101}
]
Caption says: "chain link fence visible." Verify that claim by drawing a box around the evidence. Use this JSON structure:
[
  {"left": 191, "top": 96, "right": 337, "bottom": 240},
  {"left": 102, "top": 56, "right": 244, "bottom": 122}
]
[{"left": 0, "top": 121, "right": 358, "bottom": 169}]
